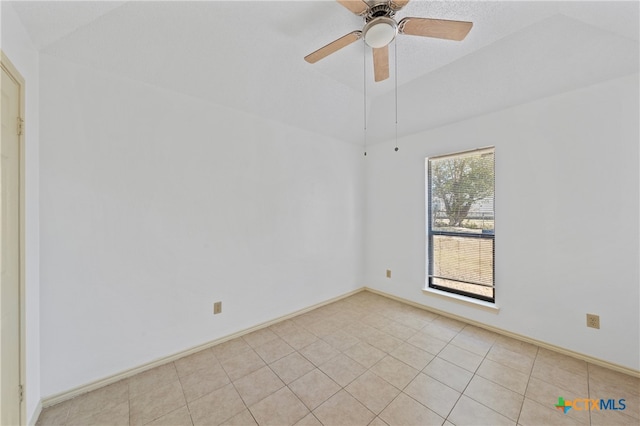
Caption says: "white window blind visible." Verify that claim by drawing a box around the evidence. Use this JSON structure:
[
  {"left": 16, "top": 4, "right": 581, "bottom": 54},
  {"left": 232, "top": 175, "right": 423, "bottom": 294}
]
[{"left": 427, "top": 148, "right": 495, "bottom": 302}]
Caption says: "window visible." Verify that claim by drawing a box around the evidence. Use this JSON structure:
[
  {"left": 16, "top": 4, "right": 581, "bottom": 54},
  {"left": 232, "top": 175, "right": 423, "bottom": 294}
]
[{"left": 426, "top": 148, "right": 495, "bottom": 303}]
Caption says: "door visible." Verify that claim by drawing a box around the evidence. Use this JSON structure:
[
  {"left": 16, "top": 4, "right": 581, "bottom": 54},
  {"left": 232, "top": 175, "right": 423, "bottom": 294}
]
[{"left": 1, "top": 53, "right": 23, "bottom": 426}]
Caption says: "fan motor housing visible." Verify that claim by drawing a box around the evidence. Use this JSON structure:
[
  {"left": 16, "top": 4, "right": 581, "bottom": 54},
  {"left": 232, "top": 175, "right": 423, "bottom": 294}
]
[{"left": 365, "top": 3, "right": 395, "bottom": 22}]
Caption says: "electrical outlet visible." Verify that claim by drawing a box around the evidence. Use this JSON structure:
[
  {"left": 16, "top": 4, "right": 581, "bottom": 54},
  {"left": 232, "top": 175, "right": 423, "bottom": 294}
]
[
  {"left": 586, "top": 313, "right": 599, "bottom": 329},
  {"left": 213, "top": 301, "right": 222, "bottom": 315},
  {"left": 386, "top": 269, "right": 391, "bottom": 278}
]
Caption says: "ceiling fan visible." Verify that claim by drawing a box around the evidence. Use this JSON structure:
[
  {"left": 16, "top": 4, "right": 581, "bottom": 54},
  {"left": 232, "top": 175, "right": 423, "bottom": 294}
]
[{"left": 304, "top": 0, "right": 473, "bottom": 82}]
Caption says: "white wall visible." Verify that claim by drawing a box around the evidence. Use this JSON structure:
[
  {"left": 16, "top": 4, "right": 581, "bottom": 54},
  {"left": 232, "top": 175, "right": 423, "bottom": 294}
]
[
  {"left": 365, "top": 73, "right": 639, "bottom": 371},
  {"left": 0, "top": 3, "right": 41, "bottom": 423},
  {"left": 39, "top": 54, "right": 364, "bottom": 397}
]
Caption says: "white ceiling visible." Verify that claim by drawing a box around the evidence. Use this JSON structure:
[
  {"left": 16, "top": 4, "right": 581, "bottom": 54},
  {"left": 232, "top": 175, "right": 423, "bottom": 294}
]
[{"left": 8, "top": 0, "right": 640, "bottom": 145}]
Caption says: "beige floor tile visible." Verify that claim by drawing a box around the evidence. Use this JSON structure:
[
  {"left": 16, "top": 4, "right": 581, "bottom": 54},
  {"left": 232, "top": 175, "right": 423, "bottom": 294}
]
[
  {"left": 146, "top": 405, "right": 193, "bottom": 426},
  {"left": 438, "top": 344, "right": 484, "bottom": 373},
  {"left": 448, "top": 395, "right": 515, "bottom": 426},
  {"left": 330, "top": 300, "right": 362, "bottom": 312},
  {"left": 464, "top": 375, "right": 524, "bottom": 421},
  {"left": 305, "top": 318, "right": 341, "bottom": 338},
  {"left": 368, "top": 416, "right": 390, "bottom": 426},
  {"left": 67, "top": 380, "right": 129, "bottom": 420},
  {"left": 180, "top": 361, "right": 230, "bottom": 402},
  {"left": 128, "top": 364, "right": 179, "bottom": 399},
  {"left": 40, "top": 291, "right": 640, "bottom": 426},
  {"left": 406, "top": 331, "right": 449, "bottom": 355},
  {"left": 342, "top": 320, "right": 377, "bottom": 338},
  {"left": 344, "top": 342, "right": 386, "bottom": 368},
  {"left": 319, "top": 353, "right": 367, "bottom": 387},
  {"left": 221, "top": 409, "right": 257, "bottom": 426},
  {"left": 390, "top": 342, "right": 434, "bottom": 370},
  {"left": 211, "top": 338, "right": 251, "bottom": 362},
  {"left": 589, "top": 363, "right": 640, "bottom": 398},
  {"left": 174, "top": 349, "right": 217, "bottom": 378},
  {"left": 270, "top": 352, "right": 315, "bottom": 384},
  {"left": 531, "top": 360, "right": 588, "bottom": 395},
  {"left": 476, "top": 358, "right": 530, "bottom": 395},
  {"left": 590, "top": 407, "right": 639, "bottom": 426},
  {"left": 179, "top": 361, "right": 230, "bottom": 402},
  {"left": 410, "top": 308, "right": 440, "bottom": 323},
  {"left": 319, "top": 305, "right": 348, "bottom": 316},
  {"left": 299, "top": 339, "right": 340, "bottom": 366},
  {"left": 68, "top": 400, "right": 129, "bottom": 426},
  {"left": 391, "top": 311, "right": 433, "bottom": 331},
  {"left": 423, "top": 356, "right": 473, "bottom": 392},
  {"left": 361, "top": 313, "right": 390, "bottom": 330},
  {"left": 242, "top": 328, "right": 279, "bottom": 349},
  {"left": 589, "top": 381, "right": 639, "bottom": 420},
  {"left": 292, "top": 311, "right": 323, "bottom": 328},
  {"left": 219, "top": 349, "right": 266, "bottom": 381},
  {"left": 130, "top": 380, "right": 186, "bottom": 426},
  {"left": 405, "top": 305, "right": 439, "bottom": 319},
  {"left": 282, "top": 329, "right": 318, "bottom": 351},
  {"left": 370, "top": 356, "right": 419, "bottom": 390},
  {"left": 269, "top": 319, "right": 299, "bottom": 336},
  {"left": 487, "top": 345, "right": 535, "bottom": 375},
  {"left": 517, "top": 398, "right": 585, "bottom": 426},
  {"left": 450, "top": 332, "right": 493, "bottom": 356},
  {"left": 255, "top": 337, "right": 295, "bottom": 364},
  {"left": 289, "top": 369, "right": 341, "bottom": 410},
  {"left": 378, "top": 393, "right": 444, "bottom": 426},
  {"left": 364, "top": 330, "right": 404, "bottom": 353},
  {"left": 535, "top": 348, "right": 588, "bottom": 376},
  {"left": 524, "top": 376, "right": 590, "bottom": 424},
  {"left": 492, "top": 336, "right": 538, "bottom": 359},
  {"left": 345, "top": 371, "right": 401, "bottom": 414},
  {"left": 293, "top": 413, "right": 322, "bottom": 426},
  {"left": 278, "top": 328, "right": 319, "bottom": 350},
  {"left": 420, "top": 323, "right": 459, "bottom": 343},
  {"left": 380, "top": 308, "right": 411, "bottom": 323},
  {"left": 233, "top": 366, "right": 284, "bottom": 406},
  {"left": 382, "top": 321, "right": 419, "bottom": 341},
  {"left": 458, "top": 325, "right": 498, "bottom": 343},
  {"left": 404, "top": 373, "right": 460, "bottom": 418},
  {"left": 188, "top": 383, "right": 246, "bottom": 426},
  {"left": 313, "top": 390, "right": 375, "bottom": 426},
  {"left": 322, "top": 330, "right": 360, "bottom": 352},
  {"left": 384, "top": 304, "right": 411, "bottom": 315},
  {"left": 249, "top": 387, "right": 309, "bottom": 426},
  {"left": 36, "top": 399, "right": 73, "bottom": 426},
  {"left": 431, "top": 316, "right": 466, "bottom": 332},
  {"left": 336, "top": 311, "right": 367, "bottom": 326}
]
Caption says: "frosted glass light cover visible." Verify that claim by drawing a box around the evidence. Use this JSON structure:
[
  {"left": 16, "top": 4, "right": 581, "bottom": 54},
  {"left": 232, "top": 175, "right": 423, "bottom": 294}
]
[{"left": 364, "top": 21, "right": 396, "bottom": 48}]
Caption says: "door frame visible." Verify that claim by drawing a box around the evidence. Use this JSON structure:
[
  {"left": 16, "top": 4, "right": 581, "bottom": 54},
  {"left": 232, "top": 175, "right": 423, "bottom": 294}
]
[{"left": 1, "top": 49, "right": 26, "bottom": 425}]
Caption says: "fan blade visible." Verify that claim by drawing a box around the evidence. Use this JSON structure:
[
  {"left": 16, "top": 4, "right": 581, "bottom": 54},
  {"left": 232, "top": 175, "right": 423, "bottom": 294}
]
[
  {"left": 337, "top": 0, "right": 369, "bottom": 15},
  {"left": 373, "top": 45, "right": 389, "bottom": 82},
  {"left": 398, "top": 17, "right": 473, "bottom": 41},
  {"left": 390, "top": 0, "right": 410, "bottom": 11},
  {"left": 304, "top": 31, "right": 362, "bottom": 64}
]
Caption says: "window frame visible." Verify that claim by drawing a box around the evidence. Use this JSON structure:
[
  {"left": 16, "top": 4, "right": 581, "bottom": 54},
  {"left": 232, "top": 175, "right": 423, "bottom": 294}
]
[{"left": 426, "top": 148, "right": 495, "bottom": 303}]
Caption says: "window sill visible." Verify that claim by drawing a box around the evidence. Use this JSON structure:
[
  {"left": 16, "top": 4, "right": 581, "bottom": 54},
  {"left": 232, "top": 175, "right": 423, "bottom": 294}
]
[{"left": 422, "top": 287, "right": 500, "bottom": 313}]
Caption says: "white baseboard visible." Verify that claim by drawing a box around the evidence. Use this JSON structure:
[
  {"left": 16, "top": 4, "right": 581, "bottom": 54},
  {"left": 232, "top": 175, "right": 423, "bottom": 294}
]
[
  {"left": 365, "top": 287, "right": 640, "bottom": 378},
  {"left": 40, "top": 288, "right": 363, "bottom": 409}
]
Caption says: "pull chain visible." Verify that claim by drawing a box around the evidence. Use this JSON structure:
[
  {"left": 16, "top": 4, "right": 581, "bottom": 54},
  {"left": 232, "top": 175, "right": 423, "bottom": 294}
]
[
  {"left": 363, "top": 41, "right": 367, "bottom": 157},
  {"left": 394, "top": 37, "right": 399, "bottom": 152}
]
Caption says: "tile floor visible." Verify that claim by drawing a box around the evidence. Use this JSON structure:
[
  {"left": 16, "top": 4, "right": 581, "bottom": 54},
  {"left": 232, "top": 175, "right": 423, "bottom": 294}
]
[{"left": 37, "top": 291, "right": 639, "bottom": 426}]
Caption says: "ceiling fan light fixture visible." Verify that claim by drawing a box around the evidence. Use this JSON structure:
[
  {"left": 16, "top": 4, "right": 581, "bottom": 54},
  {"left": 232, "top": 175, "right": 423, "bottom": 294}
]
[{"left": 363, "top": 17, "right": 397, "bottom": 48}]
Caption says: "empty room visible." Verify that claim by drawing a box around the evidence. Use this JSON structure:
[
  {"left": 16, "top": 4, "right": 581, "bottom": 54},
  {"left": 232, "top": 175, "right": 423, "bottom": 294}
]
[{"left": 1, "top": 1, "right": 638, "bottom": 425}]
